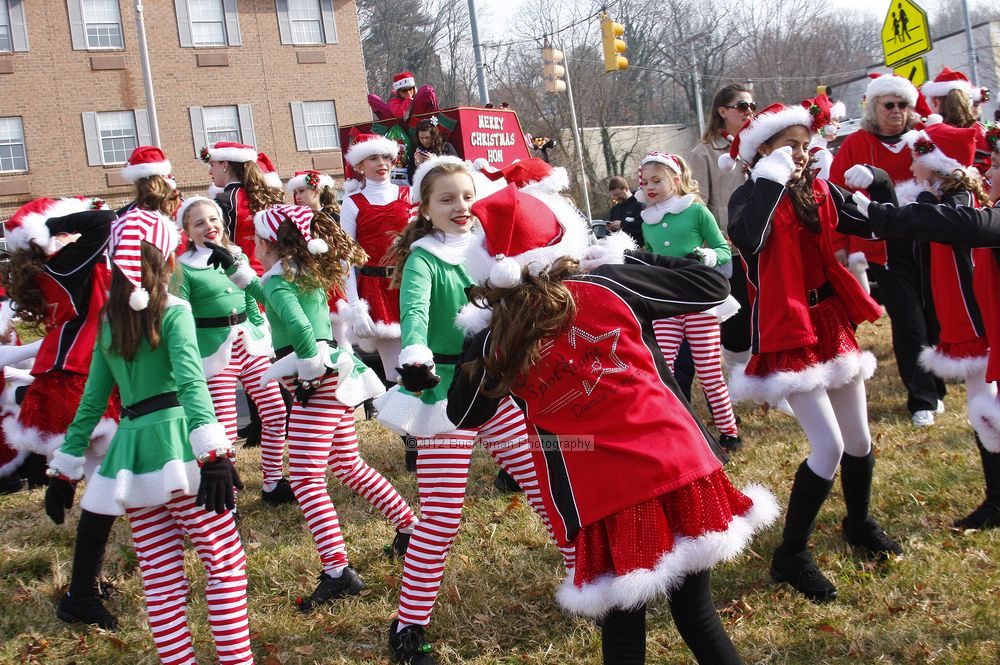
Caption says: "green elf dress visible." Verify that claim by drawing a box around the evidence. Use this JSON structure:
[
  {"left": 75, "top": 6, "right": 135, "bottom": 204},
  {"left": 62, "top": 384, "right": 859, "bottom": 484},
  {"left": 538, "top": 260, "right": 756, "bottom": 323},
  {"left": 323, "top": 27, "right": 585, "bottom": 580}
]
[
  {"left": 49, "top": 297, "right": 231, "bottom": 516},
  {"left": 374, "top": 232, "right": 472, "bottom": 437}
]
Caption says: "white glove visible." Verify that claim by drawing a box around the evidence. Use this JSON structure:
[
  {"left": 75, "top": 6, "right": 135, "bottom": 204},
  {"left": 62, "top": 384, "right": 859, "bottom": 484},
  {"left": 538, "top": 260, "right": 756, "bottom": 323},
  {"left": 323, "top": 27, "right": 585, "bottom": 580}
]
[
  {"left": 852, "top": 191, "right": 872, "bottom": 219},
  {"left": 844, "top": 165, "right": 875, "bottom": 189},
  {"left": 751, "top": 146, "right": 797, "bottom": 184},
  {"left": 693, "top": 247, "right": 718, "bottom": 268},
  {"left": 349, "top": 299, "right": 376, "bottom": 339},
  {"left": 579, "top": 244, "right": 619, "bottom": 273}
]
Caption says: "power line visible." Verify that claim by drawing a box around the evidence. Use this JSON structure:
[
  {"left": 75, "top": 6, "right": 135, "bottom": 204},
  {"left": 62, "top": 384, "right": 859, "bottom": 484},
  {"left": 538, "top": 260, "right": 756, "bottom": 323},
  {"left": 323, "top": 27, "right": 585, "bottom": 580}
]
[{"left": 480, "top": 0, "right": 623, "bottom": 50}]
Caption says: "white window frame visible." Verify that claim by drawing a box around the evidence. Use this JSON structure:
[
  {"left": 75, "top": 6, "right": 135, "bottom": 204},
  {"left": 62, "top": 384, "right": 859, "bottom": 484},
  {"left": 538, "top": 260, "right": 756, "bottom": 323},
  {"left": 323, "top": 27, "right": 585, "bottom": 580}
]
[
  {"left": 0, "top": 116, "right": 28, "bottom": 173},
  {"left": 174, "top": 0, "right": 241, "bottom": 48},
  {"left": 81, "top": 109, "right": 151, "bottom": 167},
  {"left": 188, "top": 104, "right": 256, "bottom": 157},
  {"left": 1, "top": 1, "right": 30, "bottom": 52},
  {"left": 203, "top": 105, "right": 241, "bottom": 144},
  {"left": 81, "top": 0, "right": 124, "bottom": 50},
  {"left": 290, "top": 100, "right": 340, "bottom": 152},
  {"left": 96, "top": 111, "right": 137, "bottom": 165},
  {"left": 275, "top": 0, "right": 337, "bottom": 46}
]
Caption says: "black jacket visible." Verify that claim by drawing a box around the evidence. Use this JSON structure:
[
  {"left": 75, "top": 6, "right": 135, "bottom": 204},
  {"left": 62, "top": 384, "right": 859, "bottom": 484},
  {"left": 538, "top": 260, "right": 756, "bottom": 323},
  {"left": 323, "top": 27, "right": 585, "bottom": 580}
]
[{"left": 609, "top": 195, "right": 645, "bottom": 246}]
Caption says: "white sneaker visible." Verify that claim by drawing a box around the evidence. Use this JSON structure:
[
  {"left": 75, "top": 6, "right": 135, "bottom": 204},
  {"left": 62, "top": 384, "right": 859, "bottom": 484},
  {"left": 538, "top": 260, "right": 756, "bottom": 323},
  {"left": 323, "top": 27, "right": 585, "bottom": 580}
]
[
  {"left": 912, "top": 410, "right": 935, "bottom": 427},
  {"left": 936, "top": 399, "right": 945, "bottom": 414}
]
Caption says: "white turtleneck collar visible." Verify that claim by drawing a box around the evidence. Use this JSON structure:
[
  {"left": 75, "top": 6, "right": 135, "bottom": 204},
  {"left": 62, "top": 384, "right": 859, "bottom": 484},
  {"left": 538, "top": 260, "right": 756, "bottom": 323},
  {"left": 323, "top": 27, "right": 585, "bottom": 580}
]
[
  {"left": 411, "top": 230, "right": 473, "bottom": 265},
  {"left": 179, "top": 243, "right": 244, "bottom": 269},
  {"left": 359, "top": 178, "right": 398, "bottom": 205},
  {"left": 641, "top": 193, "right": 696, "bottom": 224},
  {"left": 260, "top": 259, "right": 297, "bottom": 284}
]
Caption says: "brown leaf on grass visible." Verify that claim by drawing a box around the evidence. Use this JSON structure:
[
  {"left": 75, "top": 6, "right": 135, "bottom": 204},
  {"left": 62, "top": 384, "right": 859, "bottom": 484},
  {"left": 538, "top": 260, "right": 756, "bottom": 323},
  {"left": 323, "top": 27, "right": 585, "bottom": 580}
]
[
  {"left": 473, "top": 613, "right": 491, "bottom": 623},
  {"left": 101, "top": 633, "right": 128, "bottom": 649},
  {"left": 24, "top": 638, "right": 48, "bottom": 656},
  {"left": 262, "top": 656, "right": 284, "bottom": 665},
  {"left": 262, "top": 642, "right": 280, "bottom": 656},
  {"left": 294, "top": 645, "right": 316, "bottom": 656},
  {"left": 505, "top": 495, "right": 523, "bottom": 513},
  {"left": 814, "top": 624, "right": 843, "bottom": 636},
  {"left": 383, "top": 574, "right": 400, "bottom": 588},
  {"left": 246, "top": 542, "right": 262, "bottom": 550},
  {"left": 444, "top": 583, "right": 462, "bottom": 604}
]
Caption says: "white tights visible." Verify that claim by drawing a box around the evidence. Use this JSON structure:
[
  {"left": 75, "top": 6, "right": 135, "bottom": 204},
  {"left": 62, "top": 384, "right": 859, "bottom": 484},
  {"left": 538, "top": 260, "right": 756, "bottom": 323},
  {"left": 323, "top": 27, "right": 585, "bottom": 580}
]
[
  {"left": 786, "top": 375, "right": 872, "bottom": 480},
  {"left": 965, "top": 368, "right": 998, "bottom": 408},
  {"left": 375, "top": 338, "right": 403, "bottom": 383}
]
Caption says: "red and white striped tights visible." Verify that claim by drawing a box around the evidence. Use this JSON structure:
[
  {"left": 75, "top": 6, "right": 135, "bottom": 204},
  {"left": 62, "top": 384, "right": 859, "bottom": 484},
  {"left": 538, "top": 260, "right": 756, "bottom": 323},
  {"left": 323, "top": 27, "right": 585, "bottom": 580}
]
[
  {"left": 286, "top": 373, "right": 416, "bottom": 574},
  {"left": 207, "top": 336, "right": 287, "bottom": 486},
  {"left": 127, "top": 492, "right": 252, "bottom": 665},
  {"left": 396, "top": 397, "right": 574, "bottom": 628},
  {"left": 653, "top": 312, "right": 739, "bottom": 437}
]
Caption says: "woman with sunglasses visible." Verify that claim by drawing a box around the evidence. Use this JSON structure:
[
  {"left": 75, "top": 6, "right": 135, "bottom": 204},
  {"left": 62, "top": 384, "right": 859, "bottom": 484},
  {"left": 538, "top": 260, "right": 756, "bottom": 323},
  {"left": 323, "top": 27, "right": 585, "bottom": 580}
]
[
  {"left": 829, "top": 74, "right": 946, "bottom": 428},
  {"left": 688, "top": 84, "right": 756, "bottom": 373}
]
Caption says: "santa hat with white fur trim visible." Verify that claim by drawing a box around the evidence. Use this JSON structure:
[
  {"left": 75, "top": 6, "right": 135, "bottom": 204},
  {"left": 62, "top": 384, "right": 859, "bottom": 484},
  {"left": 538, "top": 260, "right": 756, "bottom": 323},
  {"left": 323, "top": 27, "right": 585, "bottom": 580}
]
[
  {"left": 635, "top": 152, "right": 683, "bottom": 203},
  {"left": 921, "top": 67, "right": 976, "bottom": 100},
  {"left": 393, "top": 71, "right": 416, "bottom": 92},
  {"left": 111, "top": 208, "right": 181, "bottom": 310},
  {"left": 410, "top": 155, "right": 469, "bottom": 203},
  {"left": 904, "top": 123, "right": 978, "bottom": 176},
  {"left": 256, "top": 152, "right": 282, "bottom": 189},
  {"left": 473, "top": 157, "right": 570, "bottom": 194},
  {"left": 286, "top": 169, "right": 336, "bottom": 195},
  {"left": 254, "top": 204, "right": 329, "bottom": 255},
  {"left": 865, "top": 73, "right": 919, "bottom": 107},
  {"left": 199, "top": 141, "right": 257, "bottom": 164},
  {"left": 718, "top": 103, "right": 813, "bottom": 171},
  {"left": 174, "top": 195, "right": 223, "bottom": 230},
  {"left": 121, "top": 146, "right": 172, "bottom": 183},
  {"left": 4, "top": 196, "right": 108, "bottom": 252},
  {"left": 342, "top": 133, "right": 401, "bottom": 194}
]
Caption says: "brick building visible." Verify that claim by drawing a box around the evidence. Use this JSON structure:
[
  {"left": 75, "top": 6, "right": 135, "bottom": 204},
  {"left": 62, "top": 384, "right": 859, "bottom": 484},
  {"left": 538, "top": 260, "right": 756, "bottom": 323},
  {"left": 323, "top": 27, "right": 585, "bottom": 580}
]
[{"left": 0, "top": 0, "right": 371, "bottom": 218}]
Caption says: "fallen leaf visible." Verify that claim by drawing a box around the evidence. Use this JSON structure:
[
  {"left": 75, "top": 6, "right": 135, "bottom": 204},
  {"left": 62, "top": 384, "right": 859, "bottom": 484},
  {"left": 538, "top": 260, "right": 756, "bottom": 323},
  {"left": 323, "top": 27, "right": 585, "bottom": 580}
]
[
  {"left": 294, "top": 645, "right": 315, "bottom": 656},
  {"left": 814, "top": 624, "right": 843, "bottom": 636}
]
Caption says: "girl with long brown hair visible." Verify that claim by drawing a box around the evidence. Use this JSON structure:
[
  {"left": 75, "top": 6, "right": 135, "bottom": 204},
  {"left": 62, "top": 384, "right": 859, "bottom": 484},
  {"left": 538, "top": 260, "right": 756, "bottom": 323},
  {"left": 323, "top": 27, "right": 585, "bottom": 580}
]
[
  {"left": 446, "top": 177, "right": 777, "bottom": 665},
  {"left": 246, "top": 203, "right": 415, "bottom": 611},
  {"left": 45, "top": 201, "right": 253, "bottom": 665}
]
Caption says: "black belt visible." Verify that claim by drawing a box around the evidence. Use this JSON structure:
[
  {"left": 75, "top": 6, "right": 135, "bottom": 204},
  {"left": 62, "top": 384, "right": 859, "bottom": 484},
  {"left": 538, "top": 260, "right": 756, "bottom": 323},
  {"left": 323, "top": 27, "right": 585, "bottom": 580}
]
[
  {"left": 195, "top": 311, "right": 247, "bottom": 328},
  {"left": 433, "top": 353, "right": 460, "bottom": 364},
  {"left": 274, "top": 341, "right": 333, "bottom": 360},
  {"left": 123, "top": 392, "right": 180, "bottom": 420},
  {"left": 359, "top": 265, "right": 393, "bottom": 278},
  {"left": 806, "top": 282, "right": 834, "bottom": 307}
]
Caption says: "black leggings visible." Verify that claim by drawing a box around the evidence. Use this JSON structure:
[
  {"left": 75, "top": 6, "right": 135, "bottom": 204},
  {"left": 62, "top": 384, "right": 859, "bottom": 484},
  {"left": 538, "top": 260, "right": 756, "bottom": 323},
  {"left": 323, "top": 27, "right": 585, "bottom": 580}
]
[
  {"left": 69, "top": 509, "right": 117, "bottom": 597},
  {"left": 601, "top": 571, "right": 743, "bottom": 665}
]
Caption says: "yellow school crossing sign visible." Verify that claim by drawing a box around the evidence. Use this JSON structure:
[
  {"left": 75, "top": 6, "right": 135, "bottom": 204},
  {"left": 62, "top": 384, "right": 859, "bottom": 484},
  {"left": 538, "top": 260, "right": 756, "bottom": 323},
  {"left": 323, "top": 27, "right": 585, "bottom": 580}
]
[
  {"left": 882, "top": 0, "right": 932, "bottom": 67},
  {"left": 893, "top": 57, "right": 928, "bottom": 87}
]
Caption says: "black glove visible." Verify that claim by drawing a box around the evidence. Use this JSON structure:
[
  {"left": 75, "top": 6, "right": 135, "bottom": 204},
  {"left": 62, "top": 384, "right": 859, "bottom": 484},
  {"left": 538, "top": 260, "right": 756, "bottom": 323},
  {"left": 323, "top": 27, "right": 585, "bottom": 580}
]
[
  {"left": 203, "top": 241, "right": 237, "bottom": 271},
  {"left": 397, "top": 363, "right": 441, "bottom": 393},
  {"left": 195, "top": 457, "right": 243, "bottom": 514},
  {"left": 45, "top": 477, "right": 76, "bottom": 525},
  {"left": 294, "top": 381, "right": 320, "bottom": 407}
]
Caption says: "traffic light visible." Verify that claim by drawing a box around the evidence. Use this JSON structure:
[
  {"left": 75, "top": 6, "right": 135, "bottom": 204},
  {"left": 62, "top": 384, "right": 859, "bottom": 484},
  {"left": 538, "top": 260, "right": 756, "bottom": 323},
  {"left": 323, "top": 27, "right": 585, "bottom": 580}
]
[
  {"left": 541, "top": 43, "right": 566, "bottom": 93},
  {"left": 600, "top": 12, "right": 627, "bottom": 72}
]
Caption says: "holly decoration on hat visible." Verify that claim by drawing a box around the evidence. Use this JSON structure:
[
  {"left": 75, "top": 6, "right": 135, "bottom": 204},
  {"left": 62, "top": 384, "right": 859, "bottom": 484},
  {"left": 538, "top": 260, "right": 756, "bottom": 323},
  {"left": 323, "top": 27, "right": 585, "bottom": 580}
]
[
  {"left": 985, "top": 124, "right": 1000, "bottom": 152},
  {"left": 305, "top": 172, "right": 320, "bottom": 189},
  {"left": 90, "top": 197, "right": 106, "bottom": 210},
  {"left": 199, "top": 147, "right": 212, "bottom": 163},
  {"left": 982, "top": 88, "right": 992, "bottom": 102},
  {"left": 913, "top": 136, "right": 936, "bottom": 155}
]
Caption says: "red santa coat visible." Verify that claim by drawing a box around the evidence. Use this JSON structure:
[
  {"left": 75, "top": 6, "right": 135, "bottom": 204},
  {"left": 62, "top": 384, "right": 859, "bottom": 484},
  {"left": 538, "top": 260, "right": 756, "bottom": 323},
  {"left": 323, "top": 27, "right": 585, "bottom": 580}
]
[{"left": 216, "top": 183, "right": 263, "bottom": 276}]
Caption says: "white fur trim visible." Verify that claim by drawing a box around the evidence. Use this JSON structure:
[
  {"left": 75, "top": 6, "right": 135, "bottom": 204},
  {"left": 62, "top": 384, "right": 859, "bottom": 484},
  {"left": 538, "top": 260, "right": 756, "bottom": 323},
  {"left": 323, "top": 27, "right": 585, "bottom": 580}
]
[
  {"left": 918, "top": 346, "right": 989, "bottom": 380},
  {"left": 455, "top": 300, "right": 492, "bottom": 336},
  {"left": 175, "top": 196, "right": 223, "bottom": 230},
  {"left": 847, "top": 251, "right": 869, "bottom": 271},
  {"left": 411, "top": 232, "right": 472, "bottom": 265},
  {"left": 4, "top": 414, "right": 64, "bottom": 457},
  {"left": 717, "top": 153, "right": 739, "bottom": 171},
  {"left": 240, "top": 323, "right": 273, "bottom": 359},
  {"left": 373, "top": 386, "right": 456, "bottom": 437},
  {"left": 49, "top": 450, "right": 86, "bottom": 481},
  {"left": 580, "top": 231, "right": 637, "bottom": 272},
  {"left": 201, "top": 327, "right": 238, "bottom": 379},
  {"left": 921, "top": 79, "right": 975, "bottom": 100},
  {"left": 905, "top": 130, "right": 968, "bottom": 175},
  {"left": 8, "top": 197, "right": 91, "bottom": 252},
  {"left": 333, "top": 357, "right": 386, "bottom": 407},
  {"left": 228, "top": 261, "right": 256, "bottom": 289},
  {"left": 894, "top": 178, "right": 925, "bottom": 206},
  {"left": 472, "top": 158, "right": 491, "bottom": 172},
  {"left": 398, "top": 344, "right": 434, "bottom": 366},
  {"left": 128, "top": 287, "right": 150, "bottom": 311},
  {"left": 410, "top": 155, "right": 469, "bottom": 203},
  {"left": 371, "top": 320, "right": 401, "bottom": 339},
  {"left": 253, "top": 209, "right": 276, "bottom": 242},
  {"left": 121, "top": 160, "right": 172, "bottom": 183},
  {"left": 641, "top": 194, "right": 696, "bottom": 224},
  {"left": 729, "top": 351, "right": 876, "bottom": 405},
  {"left": 555, "top": 484, "right": 780, "bottom": 618},
  {"left": 307, "top": 237, "right": 329, "bottom": 254},
  {"left": 286, "top": 172, "right": 335, "bottom": 194},
  {"left": 262, "top": 172, "right": 282, "bottom": 189},
  {"left": 206, "top": 146, "right": 257, "bottom": 163},
  {"left": 490, "top": 256, "right": 523, "bottom": 287},
  {"left": 345, "top": 136, "right": 400, "bottom": 167},
  {"left": 830, "top": 101, "right": 846, "bottom": 121},
  {"left": 737, "top": 106, "right": 812, "bottom": 163},
  {"left": 80, "top": 459, "right": 201, "bottom": 516},
  {"left": 532, "top": 167, "right": 571, "bottom": 194},
  {"left": 705, "top": 294, "right": 741, "bottom": 322},
  {"left": 925, "top": 113, "right": 943, "bottom": 126},
  {"left": 867, "top": 75, "right": 919, "bottom": 106},
  {"left": 343, "top": 179, "right": 362, "bottom": 195},
  {"left": 189, "top": 422, "right": 231, "bottom": 459},
  {"left": 393, "top": 75, "right": 416, "bottom": 91},
  {"left": 968, "top": 394, "right": 1000, "bottom": 453}
]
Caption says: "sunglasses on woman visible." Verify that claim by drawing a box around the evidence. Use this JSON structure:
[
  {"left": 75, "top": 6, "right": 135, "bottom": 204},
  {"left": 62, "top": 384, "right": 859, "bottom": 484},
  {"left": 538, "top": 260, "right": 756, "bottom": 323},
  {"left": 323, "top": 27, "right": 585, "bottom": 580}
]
[
  {"left": 724, "top": 101, "right": 757, "bottom": 112},
  {"left": 882, "top": 101, "right": 909, "bottom": 110}
]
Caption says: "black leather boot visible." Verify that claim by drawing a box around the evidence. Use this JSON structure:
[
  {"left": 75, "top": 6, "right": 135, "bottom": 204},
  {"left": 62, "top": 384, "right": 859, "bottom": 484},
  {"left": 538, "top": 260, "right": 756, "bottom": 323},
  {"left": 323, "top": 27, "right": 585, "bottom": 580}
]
[
  {"left": 840, "top": 451, "right": 902, "bottom": 557},
  {"left": 954, "top": 434, "right": 1000, "bottom": 529}
]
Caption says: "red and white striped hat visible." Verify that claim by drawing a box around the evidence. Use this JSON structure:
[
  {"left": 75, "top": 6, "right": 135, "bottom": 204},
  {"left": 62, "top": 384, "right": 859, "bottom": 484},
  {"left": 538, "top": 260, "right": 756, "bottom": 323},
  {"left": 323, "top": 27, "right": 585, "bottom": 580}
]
[
  {"left": 111, "top": 208, "right": 181, "bottom": 310},
  {"left": 121, "top": 146, "right": 172, "bottom": 183},
  {"left": 254, "top": 204, "right": 329, "bottom": 255},
  {"left": 4, "top": 196, "right": 109, "bottom": 252},
  {"left": 393, "top": 71, "right": 416, "bottom": 92},
  {"left": 199, "top": 141, "right": 257, "bottom": 164}
]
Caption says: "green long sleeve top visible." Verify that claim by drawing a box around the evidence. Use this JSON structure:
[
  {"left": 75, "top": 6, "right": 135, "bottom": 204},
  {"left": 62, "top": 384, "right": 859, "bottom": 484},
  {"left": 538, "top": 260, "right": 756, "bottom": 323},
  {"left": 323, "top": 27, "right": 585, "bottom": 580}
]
[
  {"left": 642, "top": 198, "right": 732, "bottom": 264},
  {"left": 260, "top": 265, "right": 332, "bottom": 359}
]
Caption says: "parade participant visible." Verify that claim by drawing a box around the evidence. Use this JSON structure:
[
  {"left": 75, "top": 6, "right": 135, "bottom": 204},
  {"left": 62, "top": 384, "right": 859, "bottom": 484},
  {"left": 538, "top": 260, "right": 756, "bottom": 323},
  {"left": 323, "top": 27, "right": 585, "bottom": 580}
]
[
  {"left": 174, "top": 196, "right": 293, "bottom": 504},
  {"left": 340, "top": 134, "right": 409, "bottom": 381},
  {"left": 830, "top": 74, "right": 945, "bottom": 426},
  {"left": 256, "top": 151, "right": 283, "bottom": 190},
  {"left": 607, "top": 176, "right": 644, "bottom": 246},
  {"left": 3, "top": 194, "right": 120, "bottom": 628},
  {"left": 638, "top": 152, "right": 741, "bottom": 449},
  {"left": 375, "top": 157, "right": 566, "bottom": 663},
  {"left": 923, "top": 68, "right": 989, "bottom": 166},
  {"left": 443, "top": 182, "right": 777, "bottom": 665},
  {"left": 203, "top": 141, "right": 284, "bottom": 275},
  {"left": 725, "top": 102, "right": 902, "bottom": 602},
  {"left": 249, "top": 204, "right": 414, "bottom": 611},
  {"left": 406, "top": 119, "right": 458, "bottom": 183},
  {"left": 689, "top": 84, "right": 755, "bottom": 370},
  {"left": 46, "top": 201, "right": 254, "bottom": 665},
  {"left": 368, "top": 72, "right": 440, "bottom": 121}
]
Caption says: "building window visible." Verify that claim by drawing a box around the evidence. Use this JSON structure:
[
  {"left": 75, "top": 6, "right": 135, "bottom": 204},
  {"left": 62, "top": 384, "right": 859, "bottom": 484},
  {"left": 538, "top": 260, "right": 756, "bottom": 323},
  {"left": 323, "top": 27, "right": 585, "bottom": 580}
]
[
  {"left": 290, "top": 100, "right": 339, "bottom": 151},
  {"left": 82, "top": 0, "right": 123, "bottom": 49},
  {"left": 0, "top": 117, "right": 27, "bottom": 172},
  {"left": 176, "top": 0, "right": 241, "bottom": 48},
  {"left": 0, "top": 2, "right": 11, "bottom": 52},
  {"left": 276, "top": 0, "right": 336, "bottom": 46},
  {"left": 203, "top": 105, "right": 241, "bottom": 144},
  {"left": 0, "top": 1, "right": 29, "bottom": 52},
  {"left": 96, "top": 111, "right": 136, "bottom": 164}
]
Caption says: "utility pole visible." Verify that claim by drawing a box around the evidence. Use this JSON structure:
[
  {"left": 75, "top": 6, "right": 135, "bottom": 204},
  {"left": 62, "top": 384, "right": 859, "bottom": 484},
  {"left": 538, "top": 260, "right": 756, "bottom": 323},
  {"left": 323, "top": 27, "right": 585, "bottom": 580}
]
[
  {"left": 690, "top": 41, "right": 704, "bottom": 137},
  {"left": 561, "top": 47, "right": 592, "bottom": 221},
  {"left": 961, "top": 0, "right": 979, "bottom": 85},
  {"left": 468, "top": 0, "right": 490, "bottom": 106},
  {"left": 133, "top": 0, "right": 160, "bottom": 146}
]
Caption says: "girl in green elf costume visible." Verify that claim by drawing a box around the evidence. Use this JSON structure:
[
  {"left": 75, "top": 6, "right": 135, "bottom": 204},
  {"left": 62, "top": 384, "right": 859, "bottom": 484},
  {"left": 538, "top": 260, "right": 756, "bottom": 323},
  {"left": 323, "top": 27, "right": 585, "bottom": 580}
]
[
  {"left": 174, "top": 196, "right": 293, "bottom": 505},
  {"left": 246, "top": 203, "right": 416, "bottom": 611}
]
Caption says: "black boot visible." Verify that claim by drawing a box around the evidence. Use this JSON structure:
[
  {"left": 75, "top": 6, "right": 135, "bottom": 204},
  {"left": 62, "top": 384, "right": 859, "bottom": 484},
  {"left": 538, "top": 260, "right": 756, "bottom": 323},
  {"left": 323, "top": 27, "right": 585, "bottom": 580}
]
[
  {"left": 261, "top": 477, "right": 296, "bottom": 505},
  {"left": 19, "top": 453, "right": 48, "bottom": 489},
  {"left": 0, "top": 475, "right": 25, "bottom": 494},
  {"left": 388, "top": 619, "right": 437, "bottom": 664},
  {"left": 954, "top": 434, "right": 1000, "bottom": 529},
  {"left": 384, "top": 530, "right": 411, "bottom": 560},
  {"left": 493, "top": 468, "right": 522, "bottom": 493},
  {"left": 58, "top": 510, "right": 118, "bottom": 629},
  {"left": 57, "top": 592, "right": 117, "bottom": 629},
  {"left": 770, "top": 460, "right": 838, "bottom": 603},
  {"left": 296, "top": 567, "right": 365, "bottom": 612},
  {"left": 718, "top": 434, "right": 743, "bottom": 452},
  {"left": 403, "top": 436, "right": 418, "bottom": 473},
  {"left": 840, "top": 451, "right": 902, "bottom": 557}
]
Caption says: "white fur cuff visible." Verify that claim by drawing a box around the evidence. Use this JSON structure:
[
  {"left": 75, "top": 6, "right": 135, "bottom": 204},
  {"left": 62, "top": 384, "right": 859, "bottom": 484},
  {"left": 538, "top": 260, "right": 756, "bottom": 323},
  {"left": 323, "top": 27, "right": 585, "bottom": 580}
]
[
  {"left": 189, "top": 422, "right": 231, "bottom": 459},
  {"left": 398, "top": 344, "right": 434, "bottom": 367},
  {"left": 296, "top": 353, "right": 326, "bottom": 381},
  {"left": 455, "top": 301, "right": 492, "bottom": 336},
  {"left": 751, "top": 155, "right": 795, "bottom": 184},
  {"left": 228, "top": 262, "right": 256, "bottom": 290},
  {"left": 50, "top": 450, "right": 86, "bottom": 481}
]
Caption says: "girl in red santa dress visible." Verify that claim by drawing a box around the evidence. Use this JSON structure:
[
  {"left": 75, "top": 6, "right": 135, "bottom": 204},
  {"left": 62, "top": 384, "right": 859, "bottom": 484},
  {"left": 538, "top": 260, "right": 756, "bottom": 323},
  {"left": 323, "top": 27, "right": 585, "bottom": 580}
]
[
  {"left": 3, "top": 192, "right": 121, "bottom": 628},
  {"left": 444, "top": 181, "right": 778, "bottom": 665},
  {"left": 723, "top": 102, "right": 902, "bottom": 603}
]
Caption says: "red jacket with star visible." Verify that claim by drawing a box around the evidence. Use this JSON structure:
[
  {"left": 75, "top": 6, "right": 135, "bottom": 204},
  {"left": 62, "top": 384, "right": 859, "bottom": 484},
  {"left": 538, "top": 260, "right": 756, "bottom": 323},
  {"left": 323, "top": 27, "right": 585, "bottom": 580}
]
[
  {"left": 728, "top": 177, "right": 882, "bottom": 354},
  {"left": 30, "top": 209, "right": 116, "bottom": 376},
  {"left": 215, "top": 182, "right": 262, "bottom": 275},
  {"left": 447, "top": 253, "right": 731, "bottom": 546}
]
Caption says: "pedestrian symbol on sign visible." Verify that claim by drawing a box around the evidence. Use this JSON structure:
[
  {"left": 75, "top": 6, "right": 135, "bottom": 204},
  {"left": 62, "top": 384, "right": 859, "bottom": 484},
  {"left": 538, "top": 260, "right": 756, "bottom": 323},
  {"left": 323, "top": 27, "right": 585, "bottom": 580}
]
[{"left": 881, "top": 0, "right": 932, "bottom": 67}]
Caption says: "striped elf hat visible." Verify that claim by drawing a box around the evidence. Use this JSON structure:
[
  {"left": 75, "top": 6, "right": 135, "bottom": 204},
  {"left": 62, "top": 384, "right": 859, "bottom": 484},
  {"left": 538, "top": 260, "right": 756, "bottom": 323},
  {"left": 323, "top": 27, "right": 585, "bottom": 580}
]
[
  {"left": 111, "top": 209, "right": 181, "bottom": 310},
  {"left": 253, "top": 204, "right": 329, "bottom": 254}
]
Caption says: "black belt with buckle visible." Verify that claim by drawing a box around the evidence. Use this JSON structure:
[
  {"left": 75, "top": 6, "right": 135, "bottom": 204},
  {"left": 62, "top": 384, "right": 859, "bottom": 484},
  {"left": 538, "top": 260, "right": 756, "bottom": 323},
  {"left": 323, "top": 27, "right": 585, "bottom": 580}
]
[
  {"left": 195, "top": 311, "right": 247, "bottom": 328},
  {"left": 123, "top": 391, "right": 180, "bottom": 420},
  {"left": 359, "top": 265, "right": 393, "bottom": 278},
  {"left": 433, "top": 353, "right": 460, "bottom": 364},
  {"left": 806, "top": 282, "right": 834, "bottom": 307}
]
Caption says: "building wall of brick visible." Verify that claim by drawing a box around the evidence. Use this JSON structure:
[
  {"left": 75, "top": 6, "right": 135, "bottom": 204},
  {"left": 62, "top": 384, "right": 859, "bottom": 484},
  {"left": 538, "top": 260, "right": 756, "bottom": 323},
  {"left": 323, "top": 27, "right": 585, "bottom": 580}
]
[{"left": 0, "top": 0, "right": 371, "bottom": 216}]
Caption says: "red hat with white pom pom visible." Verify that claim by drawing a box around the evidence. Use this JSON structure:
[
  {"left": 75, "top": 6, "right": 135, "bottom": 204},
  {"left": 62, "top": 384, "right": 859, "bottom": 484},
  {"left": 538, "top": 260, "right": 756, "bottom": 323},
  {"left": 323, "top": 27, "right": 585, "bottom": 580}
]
[
  {"left": 110, "top": 208, "right": 181, "bottom": 310},
  {"left": 254, "top": 204, "right": 329, "bottom": 255}
]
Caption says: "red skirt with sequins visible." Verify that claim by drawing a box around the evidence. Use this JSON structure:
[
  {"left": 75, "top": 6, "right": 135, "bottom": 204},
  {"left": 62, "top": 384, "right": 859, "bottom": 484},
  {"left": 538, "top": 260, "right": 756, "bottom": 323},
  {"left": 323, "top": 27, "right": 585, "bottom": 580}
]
[
  {"left": 745, "top": 296, "right": 860, "bottom": 377},
  {"left": 572, "top": 469, "right": 755, "bottom": 586},
  {"left": 937, "top": 336, "right": 990, "bottom": 360},
  {"left": 18, "top": 370, "right": 120, "bottom": 436},
  {"left": 358, "top": 274, "right": 400, "bottom": 326}
]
